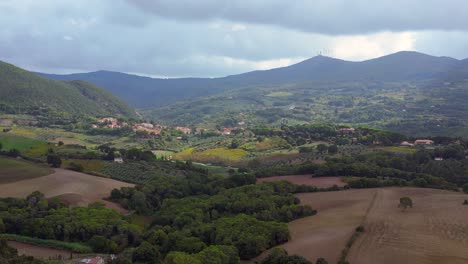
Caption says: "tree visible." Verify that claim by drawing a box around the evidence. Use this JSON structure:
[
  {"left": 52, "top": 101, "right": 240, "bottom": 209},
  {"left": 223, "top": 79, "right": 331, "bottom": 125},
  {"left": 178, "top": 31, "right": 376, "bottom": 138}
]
[
  {"left": 230, "top": 139, "right": 240, "bottom": 149},
  {"left": 398, "top": 196, "right": 413, "bottom": 211},
  {"left": 463, "top": 183, "right": 468, "bottom": 194},
  {"left": 328, "top": 145, "right": 338, "bottom": 155},
  {"left": 315, "top": 258, "right": 328, "bottom": 264},
  {"left": 316, "top": 144, "right": 328, "bottom": 154},
  {"left": 0, "top": 142, "right": 2, "bottom": 151},
  {"left": 133, "top": 241, "right": 161, "bottom": 264},
  {"left": 7, "top": 148, "right": 20, "bottom": 157},
  {"left": 87, "top": 235, "right": 117, "bottom": 253},
  {"left": 47, "top": 154, "right": 62, "bottom": 168}
]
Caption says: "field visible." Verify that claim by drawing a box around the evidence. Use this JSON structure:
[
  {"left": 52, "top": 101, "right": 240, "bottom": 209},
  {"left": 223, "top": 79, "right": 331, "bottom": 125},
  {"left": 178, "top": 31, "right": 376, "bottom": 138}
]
[
  {"left": 7, "top": 241, "right": 71, "bottom": 260},
  {"left": 348, "top": 188, "right": 468, "bottom": 264},
  {"left": 174, "top": 147, "right": 248, "bottom": 164},
  {"left": 257, "top": 175, "right": 345, "bottom": 188},
  {"left": 0, "top": 168, "right": 133, "bottom": 212},
  {"left": 257, "top": 187, "right": 468, "bottom": 264},
  {"left": 0, "top": 134, "right": 46, "bottom": 151},
  {"left": 0, "top": 157, "right": 53, "bottom": 183}
]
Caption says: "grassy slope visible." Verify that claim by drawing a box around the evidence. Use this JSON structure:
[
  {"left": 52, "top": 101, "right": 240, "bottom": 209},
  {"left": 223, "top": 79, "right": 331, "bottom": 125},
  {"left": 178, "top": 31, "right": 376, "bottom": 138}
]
[
  {"left": 0, "top": 60, "right": 136, "bottom": 118},
  {"left": 0, "top": 157, "right": 53, "bottom": 183}
]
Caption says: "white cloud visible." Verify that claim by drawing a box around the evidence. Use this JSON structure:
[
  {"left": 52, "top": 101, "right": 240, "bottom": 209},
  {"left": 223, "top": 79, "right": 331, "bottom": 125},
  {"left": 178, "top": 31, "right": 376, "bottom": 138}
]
[
  {"left": 331, "top": 32, "right": 416, "bottom": 61},
  {"left": 222, "top": 56, "right": 305, "bottom": 71},
  {"left": 231, "top": 24, "right": 246, "bottom": 32}
]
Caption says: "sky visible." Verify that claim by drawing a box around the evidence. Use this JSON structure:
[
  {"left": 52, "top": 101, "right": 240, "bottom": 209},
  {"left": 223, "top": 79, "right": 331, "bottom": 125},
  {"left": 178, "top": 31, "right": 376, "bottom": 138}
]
[{"left": 1, "top": 0, "right": 468, "bottom": 78}]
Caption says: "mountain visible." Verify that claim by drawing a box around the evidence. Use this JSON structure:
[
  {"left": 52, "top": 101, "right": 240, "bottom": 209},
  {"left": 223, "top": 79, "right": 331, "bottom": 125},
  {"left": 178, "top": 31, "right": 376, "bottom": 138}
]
[
  {"left": 38, "top": 51, "right": 460, "bottom": 108},
  {"left": 0, "top": 60, "right": 136, "bottom": 118}
]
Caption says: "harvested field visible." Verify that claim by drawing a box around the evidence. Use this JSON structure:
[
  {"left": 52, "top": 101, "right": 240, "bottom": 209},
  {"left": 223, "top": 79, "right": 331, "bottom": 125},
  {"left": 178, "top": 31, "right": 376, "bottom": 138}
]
[
  {"left": 259, "top": 189, "right": 377, "bottom": 263},
  {"left": 7, "top": 241, "right": 71, "bottom": 259},
  {"left": 0, "top": 168, "right": 133, "bottom": 213},
  {"left": 347, "top": 188, "right": 468, "bottom": 264},
  {"left": 257, "top": 187, "right": 468, "bottom": 264},
  {"left": 257, "top": 175, "right": 345, "bottom": 188}
]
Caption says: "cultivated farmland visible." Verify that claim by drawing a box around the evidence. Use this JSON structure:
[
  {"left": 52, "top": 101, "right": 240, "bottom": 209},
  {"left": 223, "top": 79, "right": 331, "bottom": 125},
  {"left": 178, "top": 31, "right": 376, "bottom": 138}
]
[
  {"left": 258, "top": 187, "right": 468, "bottom": 264},
  {"left": 0, "top": 157, "right": 53, "bottom": 183},
  {"left": 0, "top": 168, "right": 133, "bottom": 212}
]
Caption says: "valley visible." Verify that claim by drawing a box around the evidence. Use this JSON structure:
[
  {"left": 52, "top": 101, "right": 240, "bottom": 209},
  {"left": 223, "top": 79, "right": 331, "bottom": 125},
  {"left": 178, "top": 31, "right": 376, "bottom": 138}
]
[{"left": 1, "top": 52, "right": 468, "bottom": 264}]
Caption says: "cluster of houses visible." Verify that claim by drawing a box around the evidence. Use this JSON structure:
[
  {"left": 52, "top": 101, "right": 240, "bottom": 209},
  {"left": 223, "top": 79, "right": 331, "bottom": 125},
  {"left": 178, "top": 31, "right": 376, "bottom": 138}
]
[
  {"left": 400, "top": 139, "right": 434, "bottom": 147},
  {"left": 92, "top": 117, "right": 127, "bottom": 129},
  {"left": 92, "top": 117, "right": 194, "bottom": 136},
  {"left": 92, "top": 117, "right": 245, "bottom": 138}
]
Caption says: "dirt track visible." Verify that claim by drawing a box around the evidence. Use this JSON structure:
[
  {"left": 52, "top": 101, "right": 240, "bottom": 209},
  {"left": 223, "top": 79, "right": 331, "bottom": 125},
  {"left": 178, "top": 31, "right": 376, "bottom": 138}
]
[{"left": 0, "top": 168, "right": 133, "bottom": 213}]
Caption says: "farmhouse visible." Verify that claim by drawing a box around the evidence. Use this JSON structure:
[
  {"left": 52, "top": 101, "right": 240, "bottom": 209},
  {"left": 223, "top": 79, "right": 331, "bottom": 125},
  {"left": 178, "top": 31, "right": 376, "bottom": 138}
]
[
  {"left": 339, "top": 127, "right": 356, "bottom": 133},
  {"left": 400, "top": 141, "right": 414, "bottom": 147},
  {"left": 175, "top": 126, "right": 192, "bottom": 134},
  {"left": 414, "top": 139, "right": 434, "bottom": 145},
  {"left": 75, "top": 257, "right": 104, "bottom": 264},
  {"left": 114, "top": 157, "right": 124, "bottom": 163}
]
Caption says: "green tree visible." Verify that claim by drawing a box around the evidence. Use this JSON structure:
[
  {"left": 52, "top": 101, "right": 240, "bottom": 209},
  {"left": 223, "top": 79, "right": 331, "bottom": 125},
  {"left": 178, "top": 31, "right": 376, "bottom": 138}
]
[
  {"left": 163, "top": 252, "right": 201, "bottom": 264},
  {"left": 230, "top": 139, "right": 240, "bottom": 149},
  {"left": 316, "top": 144, "right": 328, "bottom": 154},
  {"left": 328, "top": 145, "right": 338, "bottom": 155},
  {"left": 46, "top": 154, "right": 62, "bottom": 168},
  {"left": 87, "top": 235, "right": 117, "bottom": 253},
  {"left": 398, "top": 196, "right": 413, "bottom": 211},
  {"left": 133, "top": 241, "right": 161, "bottom": 264},
  {"left": 315, "top": 258, "right": 328, "bottom": 264},
  {"left": 462, "top": 183, "right": 468, "bottom": 194}
]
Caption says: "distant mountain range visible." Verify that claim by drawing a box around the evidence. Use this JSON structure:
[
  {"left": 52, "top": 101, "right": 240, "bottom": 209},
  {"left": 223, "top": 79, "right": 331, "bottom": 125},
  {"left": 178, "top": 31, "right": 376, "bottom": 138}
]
[
  {"left": 20, "top": 51, "right": 468, "bottom": 135},
  {"left": 0, "top": 60, "right": 136, "bottom": 119},
  {"left": 38, "top": 51, "right": 463, "bottom": 108}
]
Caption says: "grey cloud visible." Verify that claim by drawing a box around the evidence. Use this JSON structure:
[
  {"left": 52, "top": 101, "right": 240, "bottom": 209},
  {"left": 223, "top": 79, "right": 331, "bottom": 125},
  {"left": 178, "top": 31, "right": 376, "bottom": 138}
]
[{"left": 127, "top": 0, "right": 468, "bottom": 35}]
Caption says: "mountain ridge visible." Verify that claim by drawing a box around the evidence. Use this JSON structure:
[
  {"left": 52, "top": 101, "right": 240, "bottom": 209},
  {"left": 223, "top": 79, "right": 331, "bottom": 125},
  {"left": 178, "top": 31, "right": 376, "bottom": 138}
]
[{"left": 37, "top": 51, "right": 463, "bottom": 108}]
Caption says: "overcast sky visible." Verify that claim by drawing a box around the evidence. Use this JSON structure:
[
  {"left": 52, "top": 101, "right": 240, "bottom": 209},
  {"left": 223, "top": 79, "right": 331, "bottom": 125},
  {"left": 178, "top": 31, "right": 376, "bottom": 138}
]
[{"left": 1, "top": 0, "right": 468, "bottom": 77}]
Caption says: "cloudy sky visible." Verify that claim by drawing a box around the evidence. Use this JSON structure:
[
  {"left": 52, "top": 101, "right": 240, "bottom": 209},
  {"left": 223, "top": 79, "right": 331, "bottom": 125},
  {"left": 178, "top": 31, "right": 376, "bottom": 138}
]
[{"left": 1, "top": 0, "right": 468, "bottom": 77}]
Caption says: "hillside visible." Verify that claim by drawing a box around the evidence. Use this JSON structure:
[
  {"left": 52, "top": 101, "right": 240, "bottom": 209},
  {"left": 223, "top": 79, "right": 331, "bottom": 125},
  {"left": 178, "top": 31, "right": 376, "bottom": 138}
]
[
  {"left": 0, "top": 60, "right": 136, "bottom": 119},
  {"left": 38, "top": 51, "right": 460, "bottom": 108},
  {"left": 37, "top": 51, "right": 468, "bottom": 136}
]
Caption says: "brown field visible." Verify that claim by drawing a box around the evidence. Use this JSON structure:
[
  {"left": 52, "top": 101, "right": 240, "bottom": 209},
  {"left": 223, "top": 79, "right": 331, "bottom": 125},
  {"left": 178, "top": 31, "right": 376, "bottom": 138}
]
[
  {"left": 0, "top": 168, "right": 133, "bottom": 213},
  {"left": 348, "top": 188, "right": 468, "bottom": 264},
  {"left": 7, "top": 241, "right": 71, "bottom": 259},
  {"left": 257, "top": 175, "right": 346, "bottom": 188},
  {"left": 257, "top": 187, "right": 468, "bottom": 264}
]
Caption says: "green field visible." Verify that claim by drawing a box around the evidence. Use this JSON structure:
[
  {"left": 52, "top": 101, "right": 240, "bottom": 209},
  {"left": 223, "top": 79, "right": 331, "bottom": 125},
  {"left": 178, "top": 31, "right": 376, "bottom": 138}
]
[
  {"left": 0, "top": 134, "right": 46, "bottom": 151},
  {"left": 0, "top": 157, "right": 53, "bottom": 183}
]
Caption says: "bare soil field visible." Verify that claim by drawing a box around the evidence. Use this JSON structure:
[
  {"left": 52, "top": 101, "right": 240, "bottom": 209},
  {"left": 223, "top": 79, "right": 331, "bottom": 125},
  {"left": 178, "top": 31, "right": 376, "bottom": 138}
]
[
  {"left": 0, "top": 168, "right": 133, "bottom": 213},
  {"left": 7, "top": 241, "right": 71, "bottom": 259},
  {"left": 256, "top": 187, "right": 468, "bottom": 264},
  {"left": 257, "top": 175, "right": 346, "bottom": 188},
  {"left": 257, "top": 188, "right": 377, "bottom": 263},
  {"left": 348, "top": 188, "right": 468, "bottom": 264}
]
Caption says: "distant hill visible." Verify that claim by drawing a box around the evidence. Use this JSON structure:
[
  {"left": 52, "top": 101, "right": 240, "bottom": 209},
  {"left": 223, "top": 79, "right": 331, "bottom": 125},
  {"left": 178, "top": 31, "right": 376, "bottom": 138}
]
[
  {"left": 0, "top": 60, "right": 136, "bottom": 118},
  {"left": 36, "top": 51, "right": 468, "bottom": 136},
  {"left": 38, "top": 51, "right": 460, "bottom": 108}
]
